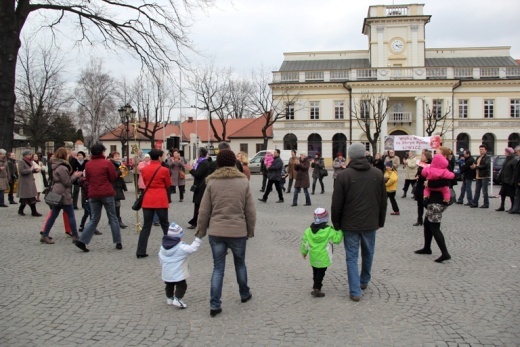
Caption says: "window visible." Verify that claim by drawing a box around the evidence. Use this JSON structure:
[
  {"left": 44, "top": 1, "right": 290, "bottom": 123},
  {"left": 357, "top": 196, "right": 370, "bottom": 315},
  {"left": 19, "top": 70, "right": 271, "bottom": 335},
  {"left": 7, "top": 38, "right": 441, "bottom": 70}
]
[
  {"left": 334, "top": 101, "right": 344, "bottom": 119},
  {"left": 110, "top": 145, "right": 117, "bottom": 153},
  {"left": 433, "top": 99, "right": 443, "bottom": 119},
  {"left": 361, "top": 100, "right": 370, "bottom": 118},
  {"left": 255, "top": 144, "right": 263, "bottom": 153},
  {"left": 511, "top": 99, "right": 520, "bottom": 118},
  {"left": 310, "top": 101, "right": 320, "bottom": 120},
  {"left": 458, "top": 99, "right": 468, "bottom": 118},
  {"left": 285, "top": 103, "right": 294, "bottom": 120},
  {"left": 484, "top": 99, "right": 494, "bottom": 118},
  {"left": 239, "top": 143, "right": 248, "bottom": 153}
]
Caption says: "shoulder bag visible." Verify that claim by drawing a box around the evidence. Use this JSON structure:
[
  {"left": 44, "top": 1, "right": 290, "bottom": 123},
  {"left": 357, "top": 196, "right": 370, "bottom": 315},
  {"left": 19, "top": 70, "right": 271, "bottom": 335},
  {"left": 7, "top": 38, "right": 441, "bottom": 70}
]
[
  {"left": 320, "top": 168, "right": 328, "bottom": 177},
  {"left": 44, "top": 189, "right": 63, "bottom": 207},
  {"left": 132, "top": 166, "right": 161, "bottom": 211}
]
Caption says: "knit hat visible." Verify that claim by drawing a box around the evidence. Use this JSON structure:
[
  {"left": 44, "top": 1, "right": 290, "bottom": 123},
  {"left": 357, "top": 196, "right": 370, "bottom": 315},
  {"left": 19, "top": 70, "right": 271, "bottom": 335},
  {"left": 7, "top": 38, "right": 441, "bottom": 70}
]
[
  {"left": 167, "top": 222, "right": 184, "bottom": 239},
  {"left": 217, "top": 149, "right": 236, "bottom": 167},
  {"left": 348, "top": 143, "right": 366, "bottom": 159},
  {"left": 314, "top": 208, "right": 329, "bottom": 224},
  {"left": 505, "top": 147, "right": 515, "bottom": 155},
  {"left": 22, "top": 149, "right": 32, "bottom": 157},
  {"left": 300, "top": 151, "right": 307, "bottom": 157},
  {"left": 385, "top": 161, "right": 393, "bottom": 168},
  {"left": 0, "top": 149, "right": 6, "bottom": 155},
  {"left": 144, "top": 154, "right": 150, "bottom": 158}
]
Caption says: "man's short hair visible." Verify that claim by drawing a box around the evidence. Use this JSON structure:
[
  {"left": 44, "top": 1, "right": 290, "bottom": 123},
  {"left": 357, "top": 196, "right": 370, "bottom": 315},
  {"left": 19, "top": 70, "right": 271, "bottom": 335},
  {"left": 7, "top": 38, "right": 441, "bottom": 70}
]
[
  {"left": 275, "top": 149, "right": 281, "bottom": 155},
  {"left": 479, "top": 144, "right": 488, "bottom": 150},
  {"left": 464, "top": 150, "right": 471, "bottom": 156},
  {"left": 198, "top": 147, "right": 208, "bottom": 157},
  {"left": 90, "top": 143, "right": 106, "bottom": 156},
  {"left": 218, "top": 142, "right": 231, "bottom": 150},
  {"left": 149, "top": 148, "right": 164, "bottom": 160}
]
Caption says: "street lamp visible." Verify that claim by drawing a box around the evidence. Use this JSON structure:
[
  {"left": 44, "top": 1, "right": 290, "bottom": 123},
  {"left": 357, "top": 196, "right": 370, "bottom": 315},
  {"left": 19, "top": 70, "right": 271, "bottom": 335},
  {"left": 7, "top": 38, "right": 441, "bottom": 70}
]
[{"left": 118, "top": 104, "right": 136, "bottom": 167}]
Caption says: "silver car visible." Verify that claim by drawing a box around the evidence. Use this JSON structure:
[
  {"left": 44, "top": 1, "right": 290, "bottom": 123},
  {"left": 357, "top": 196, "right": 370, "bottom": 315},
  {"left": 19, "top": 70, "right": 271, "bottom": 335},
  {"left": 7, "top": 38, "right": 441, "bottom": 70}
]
[{"left": 249, "top": 155, "right": 265, "bottom": 174}]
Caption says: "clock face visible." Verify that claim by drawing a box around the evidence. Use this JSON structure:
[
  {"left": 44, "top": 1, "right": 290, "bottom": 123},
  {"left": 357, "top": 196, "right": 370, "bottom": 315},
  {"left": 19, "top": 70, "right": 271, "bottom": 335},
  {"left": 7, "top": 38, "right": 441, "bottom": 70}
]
[{"left": 391, "top": 39, "right": 404, "bottom": 53}]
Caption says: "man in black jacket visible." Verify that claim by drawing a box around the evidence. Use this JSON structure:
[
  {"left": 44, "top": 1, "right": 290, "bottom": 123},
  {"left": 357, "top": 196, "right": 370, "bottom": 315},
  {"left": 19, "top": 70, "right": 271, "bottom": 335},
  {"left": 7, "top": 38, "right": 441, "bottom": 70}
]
[
  {"left": 510, "top": 145, "right": 520, "bottom": 214},
  {"left": 331, "top": 143, "right": 387, "bottom": 302},
  {"left": 456, "top": 150, "right": 476, "bottom": 205},
  {"left": 470, "top": 144, "right": 491, "bottom": 208},
  {"left": 7, "top": 152, "right": 18, "bottom": 204},
  {"left": 258, "top": 149, "right": 284, "bottom": 203}
]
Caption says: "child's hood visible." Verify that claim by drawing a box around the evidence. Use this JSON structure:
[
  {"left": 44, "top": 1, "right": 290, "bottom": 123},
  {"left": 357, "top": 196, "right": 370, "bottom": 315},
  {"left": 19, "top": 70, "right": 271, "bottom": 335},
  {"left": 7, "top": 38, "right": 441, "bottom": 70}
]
[
  {"left": 430, "top": 153, "right": 448, "bottom": 170},
  {"left": 308, "top": 222, "right": 330, "bottom": 242},
  {"left": 161, "top": 235, "right": 181, "bottom": 252}
]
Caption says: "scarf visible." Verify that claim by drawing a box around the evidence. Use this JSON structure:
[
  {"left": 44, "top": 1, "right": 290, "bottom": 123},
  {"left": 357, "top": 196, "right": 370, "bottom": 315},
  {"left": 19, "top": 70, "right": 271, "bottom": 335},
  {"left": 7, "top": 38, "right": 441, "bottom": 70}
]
[{"left": 193, "top": 156, "right": 208, "bottom": 170}]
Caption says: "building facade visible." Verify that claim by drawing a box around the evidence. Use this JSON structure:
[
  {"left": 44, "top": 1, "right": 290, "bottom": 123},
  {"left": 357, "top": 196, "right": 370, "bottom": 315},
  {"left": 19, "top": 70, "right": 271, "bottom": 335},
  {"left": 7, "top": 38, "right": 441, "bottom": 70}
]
[{"left": 270, "top": 3, "right": 520, "bottom": 164}]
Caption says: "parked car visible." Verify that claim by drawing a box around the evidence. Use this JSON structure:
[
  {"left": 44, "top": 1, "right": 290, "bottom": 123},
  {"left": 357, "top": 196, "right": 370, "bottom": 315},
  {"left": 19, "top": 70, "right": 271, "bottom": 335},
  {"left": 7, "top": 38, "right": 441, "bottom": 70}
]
[
  {"left": 492, "top": 155, "right": 506, "bottom": 184},
  {"left": 249, "top": 155, "right": 265, "bottom": 174}
]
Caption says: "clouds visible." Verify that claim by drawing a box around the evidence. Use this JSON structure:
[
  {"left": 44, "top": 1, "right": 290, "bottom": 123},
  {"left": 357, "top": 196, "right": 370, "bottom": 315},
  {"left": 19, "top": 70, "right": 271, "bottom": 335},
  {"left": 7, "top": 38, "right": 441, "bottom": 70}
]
[{"left": 188, "top": 0, "right": 520, "bottom": 73}]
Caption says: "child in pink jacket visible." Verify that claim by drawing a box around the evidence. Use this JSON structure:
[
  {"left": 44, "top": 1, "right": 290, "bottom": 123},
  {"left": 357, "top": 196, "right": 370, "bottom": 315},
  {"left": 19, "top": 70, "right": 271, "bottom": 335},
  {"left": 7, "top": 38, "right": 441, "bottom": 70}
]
[
  {"left": 421, "top": 153, "right": 455, "bottom": 203},
  {"left": 264, "top": 151, "right": 274, "bottom": 168}
]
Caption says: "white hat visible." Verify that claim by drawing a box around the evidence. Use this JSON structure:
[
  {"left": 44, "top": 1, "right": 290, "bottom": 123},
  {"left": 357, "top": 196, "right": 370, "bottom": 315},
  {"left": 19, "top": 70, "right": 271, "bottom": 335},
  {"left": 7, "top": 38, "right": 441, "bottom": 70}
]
[
  {"left": 314, "top": 208, "right": 329, "bottom": 224},
  {"left": 167, "top": 222, "right": 184, "bottom": 238}
]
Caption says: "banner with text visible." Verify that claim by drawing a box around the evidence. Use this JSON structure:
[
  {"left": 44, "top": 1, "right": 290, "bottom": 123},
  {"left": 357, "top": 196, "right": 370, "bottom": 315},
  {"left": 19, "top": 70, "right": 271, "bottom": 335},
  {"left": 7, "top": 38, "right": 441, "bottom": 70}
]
[{"left": 384, "top": 135, "right": 441, "bottom": 151}]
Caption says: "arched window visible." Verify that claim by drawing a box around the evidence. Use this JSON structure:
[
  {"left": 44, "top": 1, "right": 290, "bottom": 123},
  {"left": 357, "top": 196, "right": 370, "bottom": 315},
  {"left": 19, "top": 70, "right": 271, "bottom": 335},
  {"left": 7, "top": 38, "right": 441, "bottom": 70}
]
[
  {"left": 482, "top": 133, "right": 496, "bottom": 155},
  {"left": 283, "top": 133, "right": 298, "bottom": 150},
  {"left": 389, "top": 130, "right": 408, "bottom": 162},
  {"left": 332, "top": 133, "right": 347, "bottom": 158},
  {"left": 508, "top": 132, "right": 520, "bottom": 148},
  {"left": 307, "top": 133, "right": 322, "bottom": 157},
  {"left": 456, "top": 133, "right": 470, "bottom": 154}
]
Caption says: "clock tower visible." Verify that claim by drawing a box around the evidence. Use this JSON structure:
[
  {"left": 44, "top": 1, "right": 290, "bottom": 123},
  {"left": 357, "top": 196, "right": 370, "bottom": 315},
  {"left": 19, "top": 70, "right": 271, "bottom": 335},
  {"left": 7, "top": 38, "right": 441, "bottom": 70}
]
[{"left": 362, "top": 4, "right": 431, "bottom": 68}]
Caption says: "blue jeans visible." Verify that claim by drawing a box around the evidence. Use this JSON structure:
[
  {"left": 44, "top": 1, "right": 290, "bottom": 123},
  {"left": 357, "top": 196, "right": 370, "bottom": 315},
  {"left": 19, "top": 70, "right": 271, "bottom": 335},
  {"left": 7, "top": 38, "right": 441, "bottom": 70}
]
[
  {"left": 344, "top": 230, "right": 376, "bottom": 298},
  {"left": 80, "top": 199, "right": 91, "bottom": 228},
  {"left": 292, "top": 187, "right": 311, "bottom": 205},
  {"left": 209, "top": 236, "right": 249, "bottom": 309},
  {"left": 42, "top": 204, "right": 78, "bottom": 237},
  {"left": 79, "top": 196, "right": 121, "bottom": 245},
  {"left": 458, "top": 179, "right": 473, "bottom": 203},
  {"left": 472, "top": 178, "right": 489, "bottom": 207}
]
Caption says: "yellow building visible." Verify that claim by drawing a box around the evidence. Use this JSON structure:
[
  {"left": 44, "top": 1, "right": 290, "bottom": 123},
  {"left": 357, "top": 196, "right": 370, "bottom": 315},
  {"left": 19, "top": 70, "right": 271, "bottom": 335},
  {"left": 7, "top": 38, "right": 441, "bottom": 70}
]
[{"left": 270, "top": 3, "right": 520, "bottom": 163}]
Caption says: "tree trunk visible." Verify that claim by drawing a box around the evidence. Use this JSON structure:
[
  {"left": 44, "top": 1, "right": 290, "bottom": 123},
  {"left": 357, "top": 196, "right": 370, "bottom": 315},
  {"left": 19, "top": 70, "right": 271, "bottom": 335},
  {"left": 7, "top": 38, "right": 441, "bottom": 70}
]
[{"left": 0, "top": 4, "right": 23, "bottom": 151}]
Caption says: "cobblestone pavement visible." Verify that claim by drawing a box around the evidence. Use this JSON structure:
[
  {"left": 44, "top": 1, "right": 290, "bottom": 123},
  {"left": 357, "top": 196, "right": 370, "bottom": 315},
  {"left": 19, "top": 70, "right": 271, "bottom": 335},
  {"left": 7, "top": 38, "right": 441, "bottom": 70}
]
[{"left": 1, "top": 171, "right": 519, "bottom": 346}]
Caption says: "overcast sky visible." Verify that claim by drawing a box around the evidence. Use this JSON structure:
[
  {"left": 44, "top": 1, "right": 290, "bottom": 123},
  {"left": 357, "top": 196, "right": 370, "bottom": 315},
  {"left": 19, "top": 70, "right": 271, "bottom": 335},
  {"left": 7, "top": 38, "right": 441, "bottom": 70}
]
[{"left": 20, "top": 0, "right": 520, "bottom": 119}]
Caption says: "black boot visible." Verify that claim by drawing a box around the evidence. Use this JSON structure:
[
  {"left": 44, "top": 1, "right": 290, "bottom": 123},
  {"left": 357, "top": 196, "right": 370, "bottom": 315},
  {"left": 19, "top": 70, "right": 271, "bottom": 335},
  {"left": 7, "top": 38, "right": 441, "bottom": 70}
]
[
  {"left": 413, "top": 218, "right": 423, "bottom": 226},
  {"left": 29, "top": 204, "right": 42, "bottom": 217},
  {"left": 430, "top": 222, "right": 451, "bottom": 263},
  {"left": 116, "top": 206, "right": 127, "bottom": 229},
  {"left": 18, "top": 203, "right": 26, "bottom": 216}
]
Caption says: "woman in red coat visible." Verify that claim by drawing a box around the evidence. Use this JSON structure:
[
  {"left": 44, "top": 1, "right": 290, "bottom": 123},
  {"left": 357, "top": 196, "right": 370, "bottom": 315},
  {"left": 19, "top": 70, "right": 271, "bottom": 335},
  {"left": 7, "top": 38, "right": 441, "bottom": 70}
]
[{"left": 136, "top": 148, "right": 171, "bottom": 258}]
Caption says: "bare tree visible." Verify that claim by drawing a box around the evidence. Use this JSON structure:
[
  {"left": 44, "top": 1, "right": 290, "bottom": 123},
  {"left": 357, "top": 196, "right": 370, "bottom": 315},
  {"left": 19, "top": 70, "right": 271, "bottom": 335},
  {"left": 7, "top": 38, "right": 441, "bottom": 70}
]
[
  {"left": 350, "top": 92, "right": 391, "bottom": 156},
  {"left": 228, "top": 78, "right": 255, "bottom": 119},
  {"left": 0, "top": 0, "right": 216, "bottom": 151},
  {"left": 15, "top": 43, "right": 72, "bottom": 152},
  {"left": 424, "top": 100, "right": 453, "bottom": 137},
  {"left": 75, "top": 59, "right": 118, "bottom": 146},
  {"left": 190, "top": 65, "right": 233, "bottom": 142},
  {"left": 250, "top": 68, "right": 301, "bottom": 150},
  {"left": 133, "top": 72, "right": 177, "bottom": 148}
]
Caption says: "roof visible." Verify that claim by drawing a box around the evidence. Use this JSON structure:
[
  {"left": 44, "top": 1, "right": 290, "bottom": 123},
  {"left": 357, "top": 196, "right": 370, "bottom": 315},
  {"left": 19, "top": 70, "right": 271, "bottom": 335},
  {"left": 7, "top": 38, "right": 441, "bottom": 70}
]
[
  {"left": 425, "top": 56, "right": 518, "bottom": 67},
  {"left": 100, "top": 117, "right": 271, "bottom": 143},
  {"left": 279, "top": 59, "right": 370, "bottom": 72}
]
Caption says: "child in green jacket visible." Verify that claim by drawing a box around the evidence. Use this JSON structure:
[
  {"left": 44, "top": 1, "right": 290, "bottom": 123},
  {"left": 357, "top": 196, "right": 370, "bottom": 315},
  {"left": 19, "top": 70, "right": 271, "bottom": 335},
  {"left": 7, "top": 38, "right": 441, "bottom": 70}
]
[{"left": 301, "top": 208, "right": 343, "bottom": 297}]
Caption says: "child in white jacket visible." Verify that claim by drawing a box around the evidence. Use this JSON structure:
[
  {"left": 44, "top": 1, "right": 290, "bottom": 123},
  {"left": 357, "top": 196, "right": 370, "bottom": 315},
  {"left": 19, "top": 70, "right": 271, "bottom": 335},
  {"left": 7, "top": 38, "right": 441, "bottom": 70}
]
[{"left": 159, "top": 222, "right": 202, "bottom": 308}]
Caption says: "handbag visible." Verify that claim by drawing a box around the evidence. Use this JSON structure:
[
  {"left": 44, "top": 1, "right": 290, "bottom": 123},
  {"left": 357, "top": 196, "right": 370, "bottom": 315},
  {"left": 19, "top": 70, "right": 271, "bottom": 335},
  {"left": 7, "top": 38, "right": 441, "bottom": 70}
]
[
  {"left": 320, "top": 168, "right": 328, "bottom": 177},
  {"left": 179, "top": 170, "right": 186, "bottom": 180},
  {"left": 132, "top": 166, "right": 161, "bottom": 211},
  {"left": 190, "top": 184, "right": 198, "bottom": 192},
  {"left": 44, "top": 191, "right": 63, "bottom": 207}
]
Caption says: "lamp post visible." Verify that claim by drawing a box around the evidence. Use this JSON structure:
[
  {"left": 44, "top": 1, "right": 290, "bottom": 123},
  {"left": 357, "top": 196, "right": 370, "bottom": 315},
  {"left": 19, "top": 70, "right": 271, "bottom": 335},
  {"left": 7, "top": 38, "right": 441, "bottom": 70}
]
[{"left": 118, "top": 104, "right": 136, "bottom": 167}]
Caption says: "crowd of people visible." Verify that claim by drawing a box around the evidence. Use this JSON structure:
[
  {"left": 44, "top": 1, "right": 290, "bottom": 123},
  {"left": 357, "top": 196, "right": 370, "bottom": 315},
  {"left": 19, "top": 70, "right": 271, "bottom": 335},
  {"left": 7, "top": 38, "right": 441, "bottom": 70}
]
[{"left": 1, "top": 141, "right": 519, "bottom": 315}]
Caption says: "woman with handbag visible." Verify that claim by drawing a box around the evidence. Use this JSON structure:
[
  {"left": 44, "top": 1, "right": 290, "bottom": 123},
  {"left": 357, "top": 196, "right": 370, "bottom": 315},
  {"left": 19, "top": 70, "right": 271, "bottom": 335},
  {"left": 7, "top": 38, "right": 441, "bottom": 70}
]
[
  {"left": 136, "top": 149, "right": 171, "bottom": 258},
  {"left": 40, "top": 147, "right": 83, "bottom": 244},
  {"left": 168, "top": 149, "right": 186, "bottom": 202}
]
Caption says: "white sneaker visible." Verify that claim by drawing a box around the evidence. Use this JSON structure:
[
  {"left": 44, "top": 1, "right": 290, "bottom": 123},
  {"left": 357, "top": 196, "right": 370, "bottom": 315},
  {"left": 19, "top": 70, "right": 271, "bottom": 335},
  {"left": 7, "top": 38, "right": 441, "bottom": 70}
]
[
  {"left": 166, "top": 298, "right": 173, "bottom": 305},
  {"left": 172, "top": 297, "right": 187, "bottom": 309}
]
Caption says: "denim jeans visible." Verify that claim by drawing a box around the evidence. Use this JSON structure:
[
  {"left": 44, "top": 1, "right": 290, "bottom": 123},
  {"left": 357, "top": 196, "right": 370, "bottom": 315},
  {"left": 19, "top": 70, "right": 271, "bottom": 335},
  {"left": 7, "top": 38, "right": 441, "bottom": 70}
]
[
  {"left": 472, "top": 178, "right": 489, "bottom": 207},
  {"left": 79, "top": 196, "right": 121, "bottom": 245},
  {"left": 80, "top": 199, "right": 91, "bottom": 228},
  {"left": 137, "top": 208, "right": 169, "bottom": 255},
  {"left": 209, "top": 236, "right": 249, "bottom": 309},
  {"left": 458, "top": 179, "right": 473, "bottom": 203},
  {"left": 42, "top": 204, "right": 78, "bottom": 237},
  {"left": 292, "top": 187, "right": 311, "bottom": 205},
  {"left": 344, "top": 230, "right": 376, "bottom": 298}
]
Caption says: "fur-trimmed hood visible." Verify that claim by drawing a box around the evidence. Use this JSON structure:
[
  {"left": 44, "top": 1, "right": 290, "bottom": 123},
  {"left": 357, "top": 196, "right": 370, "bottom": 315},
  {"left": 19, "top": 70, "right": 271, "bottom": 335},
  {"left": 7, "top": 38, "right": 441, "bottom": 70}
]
[{"left": 206, "top": 166, "right": 246, "bottom": 182}]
